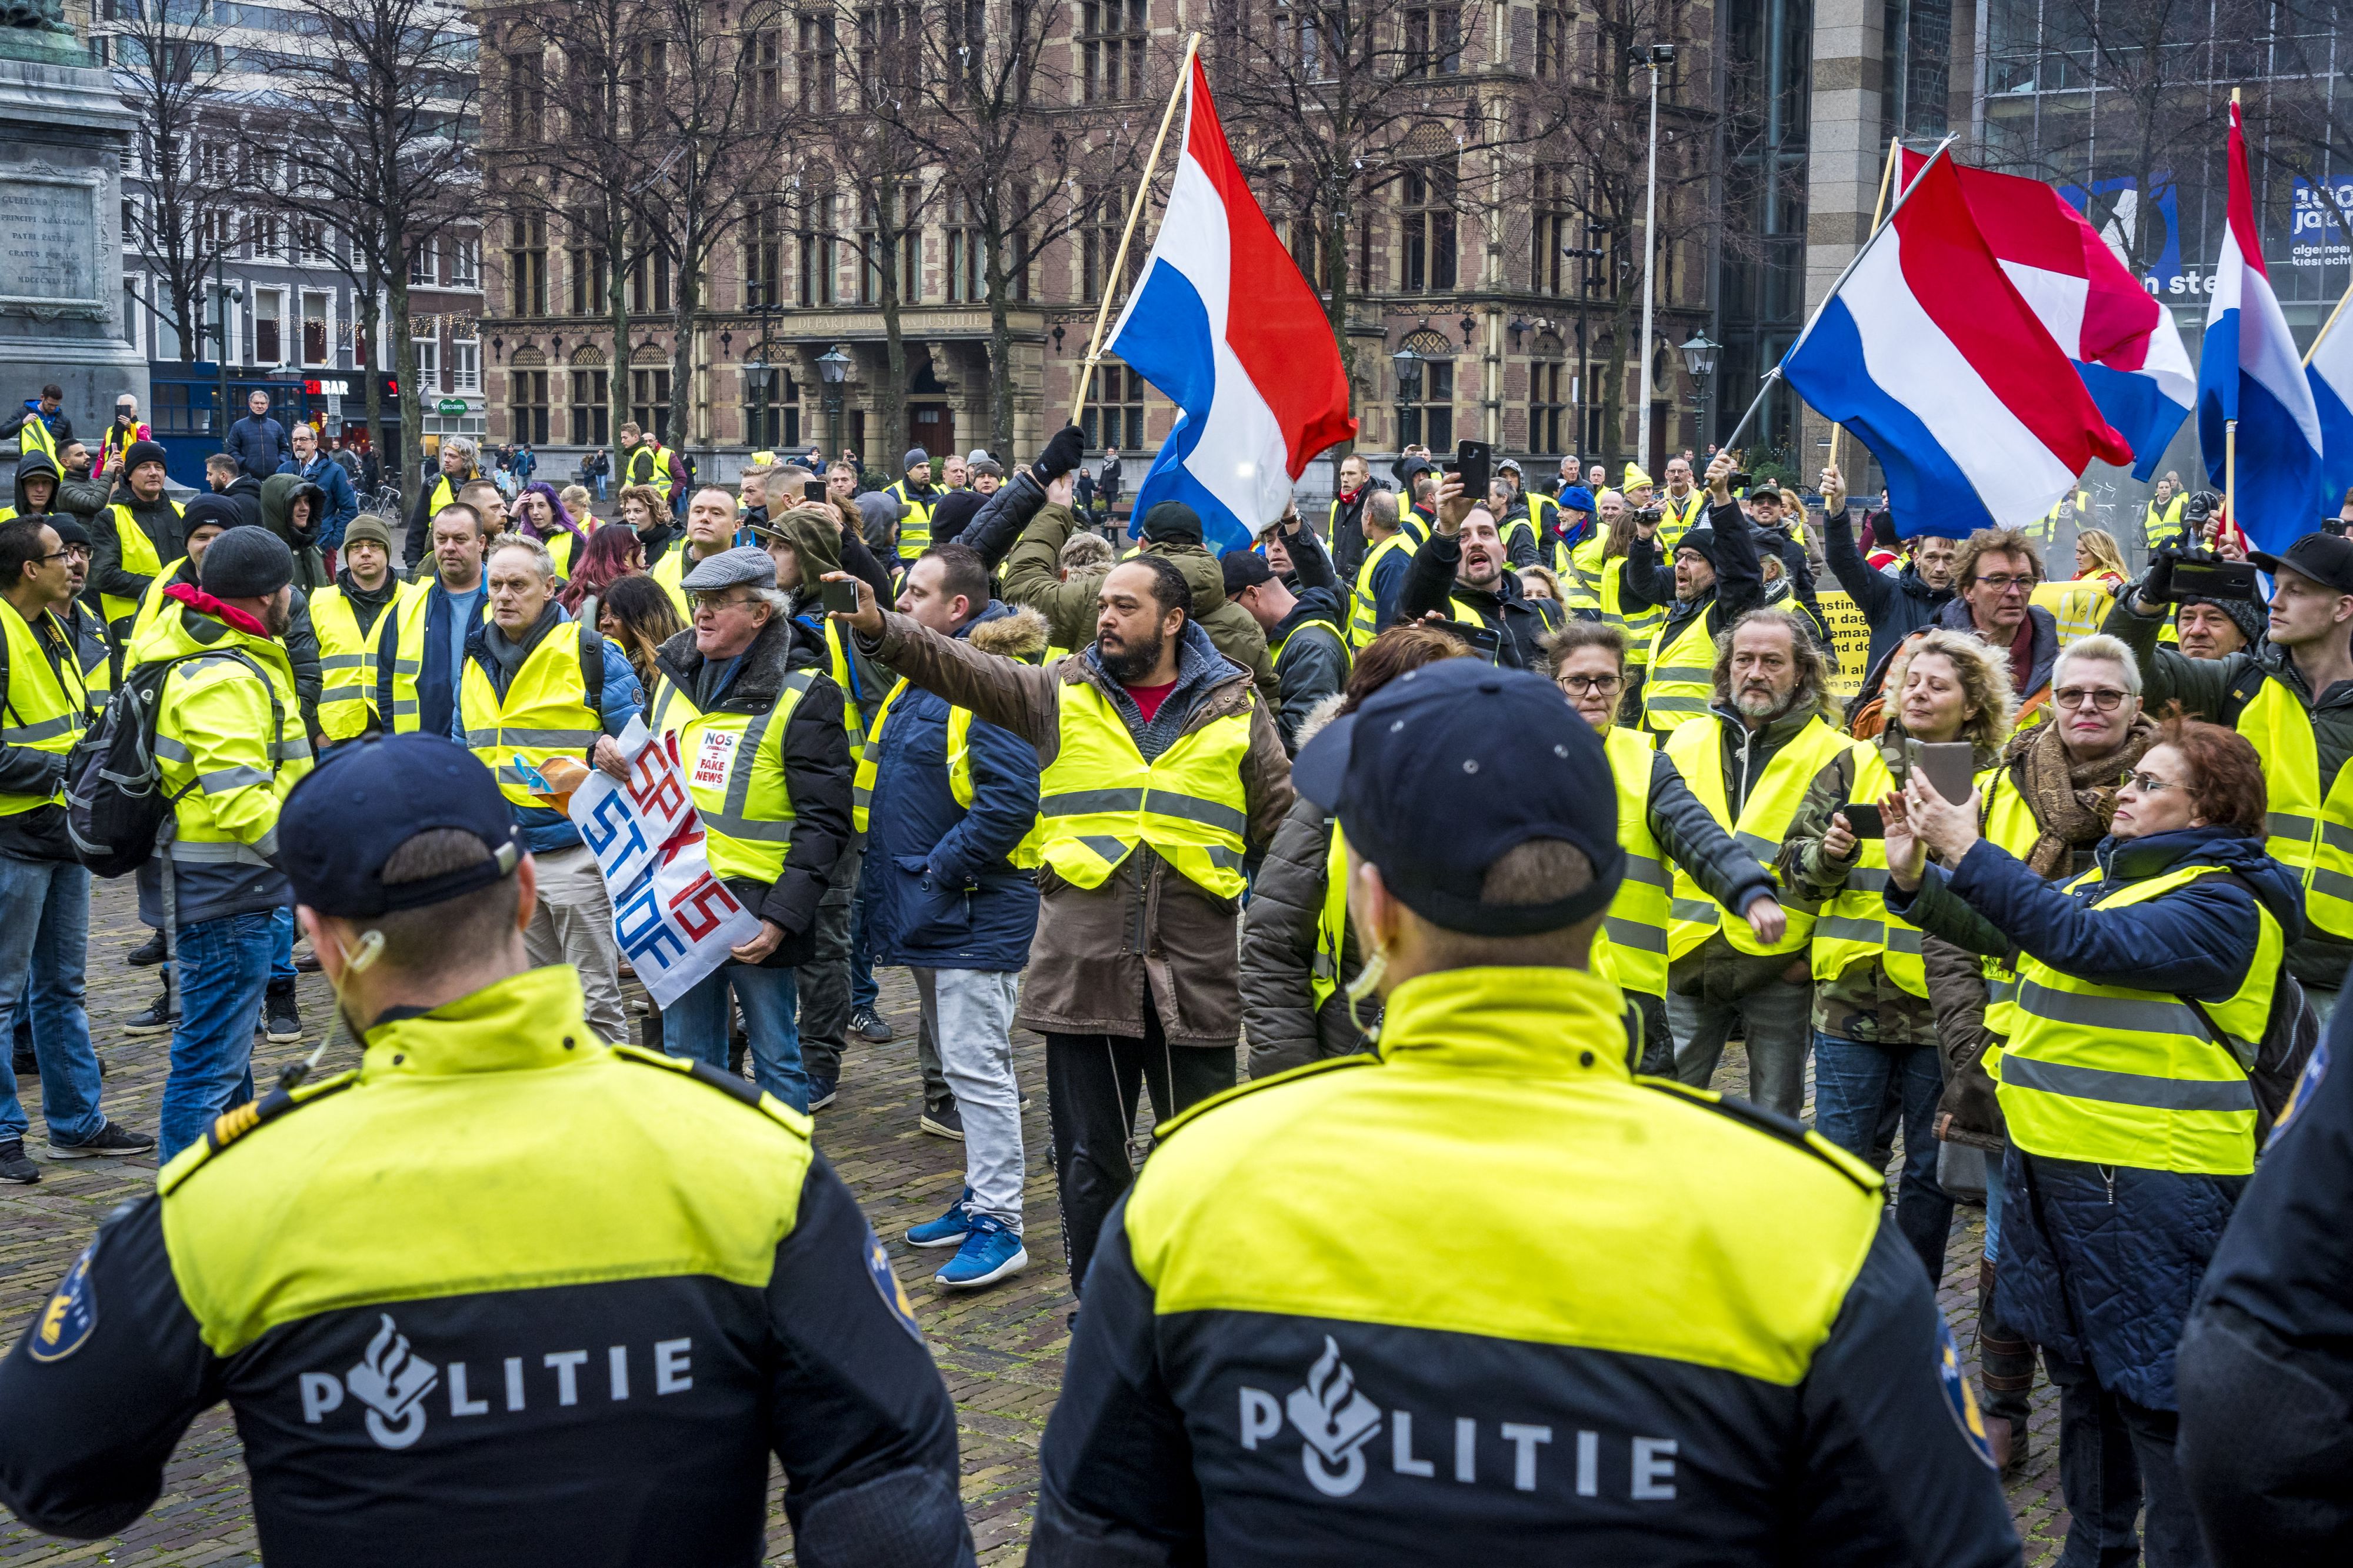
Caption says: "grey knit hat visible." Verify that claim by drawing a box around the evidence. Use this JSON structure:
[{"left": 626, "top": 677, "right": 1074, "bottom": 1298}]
[
  {"left": 200, "top": 526, "right": 295, "bottom": 599},
  {"left": 904, "top": 446, "right": 930, "bottom": 471}
]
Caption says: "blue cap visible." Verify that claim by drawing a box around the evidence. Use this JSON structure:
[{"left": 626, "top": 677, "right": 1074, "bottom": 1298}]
[
  {"left": 1291, "top": 661, "right": 1623, "bottom": 936},
  {"left": 278, "top": 735, "right": 522, "bottom": 918}
]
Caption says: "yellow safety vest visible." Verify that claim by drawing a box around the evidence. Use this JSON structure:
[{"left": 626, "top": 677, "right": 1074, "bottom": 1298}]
[
  {"left": 125, "top": 559, "right": 194, "bottom": 659},
  {"left": 650, "top": 667, "right": 816, "bottom": 883},
  {"left": 1662, "top": 714, "right": 1849, "bottom": 960},
  {"left": 308, "top": 581, "right": 412, "bottom": 743},
  {"left": 1658, "top": 488, "right": 1707, "bottom": 549},
  {"left": 824, "top": 618, "right": 870, "bottom": 778},
  {"left": 1582, "top": 546, "right": 1662, "bottom": 668},
  {"left": 625, "top": 444, "right": 674, "bottom": 493},
  {"left": 1565, "top": 534, "right": 1604, "bottom": 612},
  {"left": 12, "top": 412, "right": 56, "bottom": 463},
  {"left": 372, "top": 585, "right": 492, "bottom": 734},
  {"left": 1602, "top": 724, "right": 1671, "bottom": 997},
  {"left": 1807, "top": 744, "right": 1928, "bottom": 996},
  {"left": 459, "top": 621, "right": 606, "bottom": 810},
  {"left": 1269, "top": 616, "right": 1349, "bottom": 675},
  {"left": 852, "top": 677, "right": 1045, "bottom": 866},
  {"left": 1643, "top": 606, "right": 1717, "bottom": 732},
  {"left": 1035, "top": 680, "right": 1254, "bottom": 899},
  {"left": 1974, "top": 766, "right": 2052, "bottom": 1039},
  {"left": 2030, "top": 578, "right": 2114, "bottom": 649},
  {"left": 1348, "top": 531, "right": 1416, "bottom": 649},
  {"left": 100, "top": 501, "right": 175, "bottom": 634},
  {"left": 648, "top": 539, "right": 731, "bottom": 618},
  {"left": 887, "top": 480, "right": 935, "bottom": 557},
  {"left": 2235, "top": 678, "right": 2353, "bottom": 942},
  {"left": 542, "top": 528, "right": 579, "bottom": 578},
  {"left": 99, "top": 422, "right": 139, "bottom": 473},
  {"left": 0, "top": 599, "right": 87, "bottom": 815},
  {"left": 2143, "top": 493, "right": 2187, "bottom": 548},
  {"left": 1525, "top": 489, "right": 1559, "bottom": 548},
  {"left": 1309, "top": 820, "right": 1349, "bottom": 1015},
  {"left": 1995, "top": 860, "right": 2278, "bottom": 1176},
  {"left": 2029, "top": 489, "right": 2089, "bottom": 548}
]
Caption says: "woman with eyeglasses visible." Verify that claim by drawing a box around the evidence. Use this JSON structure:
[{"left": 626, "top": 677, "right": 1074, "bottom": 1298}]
[
  {"left": 1543, "top": 621, "right": 1784, "bottom": 1073},
  {"left": 1883, "top": 715, "right": 2301, "bottom": 1568}
]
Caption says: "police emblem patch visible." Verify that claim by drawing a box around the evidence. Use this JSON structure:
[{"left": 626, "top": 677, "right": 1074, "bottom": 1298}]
[
  {"left": 1937, "top": 1317, "right": 1997, "bottom": 1468},
  {"left": 865, "top": 1227, "right": 924, "bottom": 1343},
  {"left": 29, "top": 1247, "right": 97, "bottom": 1363},
  {"left": 2274, "top": 1039, "right": 2329, "bottom": 1137}
]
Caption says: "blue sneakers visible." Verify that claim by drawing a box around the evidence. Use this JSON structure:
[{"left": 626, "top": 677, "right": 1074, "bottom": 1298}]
[
  {"left": 905, "top": 1189, "right": 975, "bottom": 1249},
  {"left": 935, "top": 1215, "right": 1028, "bottom": 1290}
]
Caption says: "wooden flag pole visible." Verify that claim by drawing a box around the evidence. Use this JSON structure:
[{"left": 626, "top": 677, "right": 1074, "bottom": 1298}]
[
  {"left": 2304, "top": 274, "right": 2353, "bottom": 367},
  {"left": 1071, "top": 31, "right": 1202, "bottom": 421},
  {"left": 2226, "top": 418, "right": 2238, "bottom": 536},
  {"left": 1828, "top": 136, "right": 1906, "bottom": 482}
]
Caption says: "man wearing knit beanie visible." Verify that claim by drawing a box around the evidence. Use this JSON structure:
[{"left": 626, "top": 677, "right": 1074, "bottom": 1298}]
[
  {"left": 144, "top": 521, "right": 316, "bottom": 1160},
  {"left": 91, "top": 438, "right": 182, "bottom": 649}
]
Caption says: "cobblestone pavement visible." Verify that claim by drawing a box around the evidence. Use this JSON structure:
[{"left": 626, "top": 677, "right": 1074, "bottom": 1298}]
[{"left": 0, "top": 883, "right": 2074, "bottom": 1563}]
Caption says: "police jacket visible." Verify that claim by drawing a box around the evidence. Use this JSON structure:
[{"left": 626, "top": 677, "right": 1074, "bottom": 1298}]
[
  {"left": 1034, "top": 965, "right": 2022, "bottom": 1566},
  {"left": 2177, "top": 997, "right": 2353, "bottom": 1565},
  {"left": 648, "top": 613, "right": 852, "bottom": 968},
  {"left": 1822, "top": 508, "right": 1951, "bottom": 674},
  {"left": 0, "top": 966, "right": 972, "bottom": 1568},
  {"left": 1395, "top": 531, "right": 1569, "bottom": 670}
]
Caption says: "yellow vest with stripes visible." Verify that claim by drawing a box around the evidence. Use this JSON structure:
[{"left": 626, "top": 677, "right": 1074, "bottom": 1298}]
[
  {"left": 100, "top": 500, "right": 175, "bottom": 633},
  {"left": 1602, "top": 724, "right": 1671, "bottom": 997},
  {"left": 2143, "top": 493, "right": 2187, "bottom": 548},
  {"left": 1807, "top": 745, "right": 1928, "bottom": 996},
  {"left": 886, "top": 480, "right": 935, "bottom": 556},
  {"left": 12, "top": 412, "right": 56, "bottom": 462},
  {"left": 1348, "top": 531, "right": 1416, "bottom": 649},
  {"left": 459, "top": 622, "right": 606, "bottom": 810},
  {"left": 372, "top": 585, "right": 491, "bottom": 733},
  {"left": 0, "top": 599, "right": 87, "bottom": 815},
  {"left": 1994, "top": 861, "right": 2278, "bottom": 1176},
  {"left": 1658, "top": 487, "right": 1707, "bottom": 549},
  {"left": 2031, "top": 578, "right": 2114, "bottom": 648},
  {"left": 852, "top": 677, "right": 1046, "bottom": 867},
  {"left": 650, "top": 667, "right": 818, "bottom": 884},
  {"left": 1643, "top": 607, "right": 1716, "bottom": 732},
  {"left": 2236, "top": 678, "right": 2353, "bottom": 942},
  {"left": 1663, "top": 715, "right": 1848, "bottom": 960},
  {"left": 306, "top": 582, "right": 404, "bottom": 743},
  {"left": 1269, "top": 615, "right": 1349, "bottom": 675},
  {"left": 1036, "top": 680, "right": 1254, "bottom": 900},
  {"left": 1975, "top": 767, "right": 2047, "bottom": 1038}
]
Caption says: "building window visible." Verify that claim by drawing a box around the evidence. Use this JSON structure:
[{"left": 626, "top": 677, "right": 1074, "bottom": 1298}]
[
  {"left": 1082, "top": 359, "right": 1145, "bottom": 451},
  {"left": 249, "top": 211, "right": 282, "bottom": 261},
  {"left": 506, "top": 49, "right": 546, "bottom": 136},
  {"left": 301, "top": 289, "right": 331, "bottom": 365},
  {"left": 857, "top": 3, "right": 918, "bottom": 89},
  {"left": 1535, "top": 2, "right": 1568, "bottom": 79},
  {"left": 752, "top": 24, "right": 783, "bottom": 115},
  {"left": 1401, "top": 359, "right": 1452, "bottom": 448},
  {"left": 1404, "top": 4, "right": 1460, "bottom": 75},
  {"left": 743, "top": 369, "right": 796, "bottom": 449},
  {"left": 745, "top": 202, "right": 784, "bottom": 308},
  {"left": 510, "top": 369, "right": 550, "bottom": 445},
  {"left": 414, "top": 331, "right": 441, "bottom": 392},
  {"left": 508, "top": 215, "right": 547, "bottom": 315},
  {"left": 629, "top": 248, "right": 672, "bottom": 313},
  {"left": 1401, "top": 165, "right": 1456, "bottom": 293},
  {"left": 1081, "top": 187, "right": 1118, "bottom": 300},
  {"left": 451, "top": 238, "right": 479, "bottom": 287},
  {"left": 945, "top": 192, "right": 982, "bottom": 303},
  {"left": 628, "top": 39, "right": 666, "bottom": 135},
  {"left": 253, "top": 288, "right": 283, "bottom": 364},
  {"left": 571, "top": 367, "right": 609, "bottom": 445},
  {"left": 1532, "top": 165, "right": 1569, "bottom": 296},
  {"left": 796, "top": 11, "right": 836, "bottom": 112},
  {"left": 408, "top": 239, "right": 436, "bottom": 286},
  {"left": 297, "top": 218, "right": 331, "bottom": 266},
  {"left": 859, "top": 195, "right": 919, "bottom": 305},
  {"left": 452, "top": 336, "right": 481, "bottom": 393},
  {"left": 1080, "top": 0, "right": 1146, "bottom": 103},
  {"left": 566, "top": 212, "right": 609, "bottom": 316},
  {"left": 1529, "top": 360, "right": 1566, "bottom": 455},
  {"left": 631, "top": 368, "right": 672, "bottom": 443},
  {"left": 799, "top": 196, "right": 836, "bottom": 306}
]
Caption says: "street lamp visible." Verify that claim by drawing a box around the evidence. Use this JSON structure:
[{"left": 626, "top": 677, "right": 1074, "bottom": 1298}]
[
  {"left": 1391, "top": 345, "right": 1422, "bottom": 452},
  {"left": 816, "top": 345, "right": 851, "bottom": 458},
  {"left": 1678, "top": 329, "right": 1719, "bottom": 444},
  {"left": 1632, "top": 41, "right": 1677, "bottom": 470}
]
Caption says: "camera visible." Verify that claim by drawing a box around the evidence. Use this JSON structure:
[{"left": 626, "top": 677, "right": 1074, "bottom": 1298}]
[{"left": 1632, "top": 503, "right": 1663, "bottom": 524}]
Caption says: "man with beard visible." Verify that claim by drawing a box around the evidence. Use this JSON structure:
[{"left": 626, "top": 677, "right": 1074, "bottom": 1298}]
[
  {"left": 141, "top": 528, "right": 315, "bottom": 1160},
  {"left": 1395, "top": 477, "right": 1568, "bottom": 668},
  {"left": 1658, "top": 608, "right": 1851, "bottom": 1120},
  {"left": 833, "top": 553, "right": 1294, "bottom": 1295},
  {"left": 1821, "top": 463, "right": 1957, "bottom": 673},
  {"left": 1620, "top": 452, "right": 1771, "bottom": 732},
  {"left": 1657, "top": 455, "right": 1709, "bottom": 548}
]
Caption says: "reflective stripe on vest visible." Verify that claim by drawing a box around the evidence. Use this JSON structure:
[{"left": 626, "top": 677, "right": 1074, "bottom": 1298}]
[
  {"left": 1601, "top": 551, "right": 1663, "bottom": 667},
  {"left": 2235, "top": 678, "right": 2353, "bottom": 942},
  {"left": 1270, "top": 616, "right": 1349, "bottom": 673},
  {"left": 1808, "top": 743, "right": 1928, "bottom": 996},
  {"left": 307, "top": 585, "right": 377, "bottom": 742},
  {"left": 1995, "top": 862, "right": 2278, "bottom": 1175},
  {"left": 1349, "top": 531, "right": 1417, "bottom": 648},
  {"left": 1662, "top": 715, "right": 1848, "bottom": 960},
  {"left": 459, "top": 624, "right": 602, "bottom": 808},
  {"left": 825, "top": 618, "right": 869, "bottom": 770},
  {"left": 654, "top": 668, "right": 817, "bottom": 882},
  {"left": 1036, "top": 681, "right": 1254, "bottom": 899},
  {"left": 851, "top": 676, "right": 1046, "bottom": 866},
  {"left": 2143, "top": 493, "right": 2187, "bottom": 546},
  {"left": 376, "top": 584, "right": 482, "bottom": 734},
  {"left": 1643, "top": 609, "right": 1716, "bottom": 732},
  {"left": 0, "top": 601, "right": 86, "bottom": 814},
  {"left": 1309, "top": 822, "right": 1349, "bottom": 1015},
  {"left": 1658, "top": 488, "right": 1707, "bottom": 549},
  {"left": 888, "top": 481, "right": 935, "bottom": 556},
  {"left": 1602, "top": 725, "right": 1669, "bottom": 997}
]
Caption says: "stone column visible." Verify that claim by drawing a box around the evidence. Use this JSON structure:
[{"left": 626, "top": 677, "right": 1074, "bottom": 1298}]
[{"left": 1801, "top": 0, "right": 1887, "bottom": 487}]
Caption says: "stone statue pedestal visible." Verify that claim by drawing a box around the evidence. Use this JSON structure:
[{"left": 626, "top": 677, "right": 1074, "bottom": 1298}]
[{"left": 0, "top": 38, "right": 147, "bottom": 442}]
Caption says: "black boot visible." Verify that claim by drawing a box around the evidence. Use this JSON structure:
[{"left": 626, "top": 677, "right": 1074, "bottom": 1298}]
[{"left": 1978, "top": 1256, "right": 2036, "bottom": 1474}]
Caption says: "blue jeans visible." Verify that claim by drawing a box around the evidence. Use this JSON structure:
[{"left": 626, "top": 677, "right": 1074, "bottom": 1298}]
[
  {"left": 160, "top": 912, "right": 271, "bottom": 1162},
  {"left": 1812, "top": 1032, "right": 1954, "bottom": 1283},
  {"left": 662, "top": 962, "right": 806, "bottom": 1112},
  {"left": 271, "top": 904, "right": 295, "bottom": 986},
  {"left": 0, "top": 854, "right": 105, "bottom": 1145}
]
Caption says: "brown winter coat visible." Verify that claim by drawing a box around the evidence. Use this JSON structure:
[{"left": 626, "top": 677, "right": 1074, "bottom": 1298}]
[{"left": 864, "top": 607, "right": 1295, "bottom": 1047}]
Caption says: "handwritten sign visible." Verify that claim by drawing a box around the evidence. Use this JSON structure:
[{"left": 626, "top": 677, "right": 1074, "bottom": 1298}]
[
  {"left": 560, "top": 717, "right": 761, "bottom": 1010},
  {"left": 1815, "top": 588, "right": 1873, "bottom": 703},
  {"left": 0, "top": 180, "right": 96, "bottom": 304}
]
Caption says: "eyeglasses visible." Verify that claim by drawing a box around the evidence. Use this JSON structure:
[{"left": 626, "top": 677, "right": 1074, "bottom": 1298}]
[
  {"left": 2123, "top": 770, "right": 2183, "bottom": 795},
  {"left": 1972, "top": 573, "right": 2035, "bottom": 592},
  {"left": 686, "top": 591, "right": 754, "bottom": 613},
  {"left": 1557, "top": 673, "right": 1623, "bottom": 694},
  {"left": 2054, "top": 687, "right": 2130, "bottom": 712}
]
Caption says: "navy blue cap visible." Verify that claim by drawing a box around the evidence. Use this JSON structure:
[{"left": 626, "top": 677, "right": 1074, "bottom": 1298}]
[
  {"left": 279, "top": 735, "right": 522, "bottom": 918},
  {"left": 1292, "top": 661, "right": 1623, "bottom": 936}
]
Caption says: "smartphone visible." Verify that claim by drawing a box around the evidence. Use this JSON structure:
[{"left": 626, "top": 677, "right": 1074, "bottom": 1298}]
[
  {"left": 1455, "top": 439, "right": 1493, "bottom": 501},
  {"left": 1842, "top": 802, "right": 1885, "bottom": 840},
  {"left": 803, "top": 478, "right": 827, "bottom": 503},
  {"left": 1917, "top": 742, "right": 1976, "bottom": 806},
  {"left": 2166, "top": 555, "right": 2261, "bottom": 604},
  {"left": 1435, "top": 619, "right": 1502, "bottom": 663},
  {"left": 820, "top": 578, "right": 861, "bottom": 615}
]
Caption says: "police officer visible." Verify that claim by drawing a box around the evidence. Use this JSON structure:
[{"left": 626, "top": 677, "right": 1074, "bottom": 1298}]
[
  {"left": 1030, "top": 659, "right": 2019, "bottom": 1563},
  {"left": 0, "top": 734, "right": 971, "bottom": 1568}
]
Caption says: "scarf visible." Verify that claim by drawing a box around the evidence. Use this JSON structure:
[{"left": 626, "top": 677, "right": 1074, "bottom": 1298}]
[
  {"left": 1999, "top": 712, "right": 2158, "bottom": 876},
  {"left": 162, "top": 581, "right": 269, "bottom": 639}
]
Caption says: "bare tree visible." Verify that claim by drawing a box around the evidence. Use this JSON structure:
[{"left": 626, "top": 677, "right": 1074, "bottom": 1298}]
[
  {"left": 105, "top": 2, "right": 236, "bottom": 365},
  {"left": 262, "top": 0, "right": 477, "bottom": 491}
]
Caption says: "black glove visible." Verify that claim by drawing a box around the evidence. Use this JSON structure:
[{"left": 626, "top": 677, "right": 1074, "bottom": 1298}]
[
  {"left": 1034, "top": 425, "right": 1085, "bottom": 483},
  {"left": 2138, "top": 547, "right": 2177, "bottom": 608}
]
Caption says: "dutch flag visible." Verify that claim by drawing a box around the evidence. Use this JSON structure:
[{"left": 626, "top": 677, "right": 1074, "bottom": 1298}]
[
  {"left": 1105, "top": 57, "right": 1357, "bottom": 555},
  {"left": 1781, "top": 146, "right": 2133, "bottom": 541},
  {"left": 2198, "top": 99, "right": 2326, "bottom": 553}
]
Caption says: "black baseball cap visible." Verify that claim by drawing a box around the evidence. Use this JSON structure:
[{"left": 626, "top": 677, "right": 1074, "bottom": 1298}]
[
  {"left": 1221, "top": 548, "right": 1275, "bottom": 596},
  {"left": 279, "top": 735, "right": 522, "bottom": 918},
  {"left": 2250, "top": 531, "right": 2353, "bottom": 594},
  {"left": 1292, "top": 661, "right": 1624, "bottom": 936}
]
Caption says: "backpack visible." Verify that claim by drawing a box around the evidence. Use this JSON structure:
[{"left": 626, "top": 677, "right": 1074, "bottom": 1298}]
[
  {"left": 64, "top": 649, "right": 281, "bottom": 879},
  {"left": 2183, "top": 868, "right": 2323, "bottom": 1150}
]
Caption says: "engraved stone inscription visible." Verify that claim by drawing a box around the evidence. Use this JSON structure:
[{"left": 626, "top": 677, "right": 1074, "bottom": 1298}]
[{"left": 0, "top": 179, "right": 96, "bottom": 303}]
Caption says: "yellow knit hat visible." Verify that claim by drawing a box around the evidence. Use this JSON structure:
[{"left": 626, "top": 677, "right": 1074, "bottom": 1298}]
[{"left": 1623, "top": 462, "right": 1655, "bottom": 492}]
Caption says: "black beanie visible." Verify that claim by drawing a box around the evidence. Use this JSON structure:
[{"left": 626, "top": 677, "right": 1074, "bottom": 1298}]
[
  {"left": 1674, "top": 527, "right": 1719, "bottom": 569},
  {"left": 47, "top": 514, "right": 91, "bottom": 549},
  {"left": 123, "top": 439, "right": 170, "bottom": 475},
  {"left": 1140, "top": 501, "right": 1203, "bottom": 546},
  {"left": 199, "top": 525, "right": 295, "bottom": 600}
]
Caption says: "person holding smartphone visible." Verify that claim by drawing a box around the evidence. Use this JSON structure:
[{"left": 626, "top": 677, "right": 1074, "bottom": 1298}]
[{"left": 1394, "top": 472, "right": 1566, "bottom": 670}]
